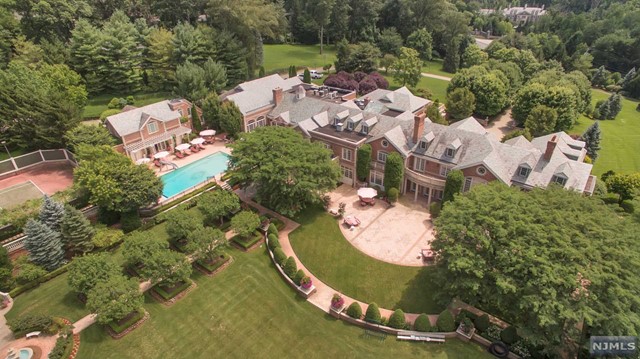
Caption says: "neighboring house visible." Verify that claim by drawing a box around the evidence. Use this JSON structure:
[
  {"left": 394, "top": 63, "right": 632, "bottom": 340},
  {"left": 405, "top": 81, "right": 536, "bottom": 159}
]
[
  {"left": 105, "top": 99, "right": 201, "bottom": 161},
  {"left": 222, "top": 75, "right": 596, "bottom": 204},
  {"left": 480, "top": 5, "right": 547, "bottom": 26}
]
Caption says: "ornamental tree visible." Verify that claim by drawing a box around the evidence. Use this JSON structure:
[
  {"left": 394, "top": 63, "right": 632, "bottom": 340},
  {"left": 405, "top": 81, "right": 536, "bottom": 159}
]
[
  {"left": 23, "top": 219, "right": 65, "bottom": 271},
  {"left": 383, "top": 152, "right": 404, "bottom": 192},
  {"left": 442, "top": 170, "right": 464, "bottom": 205},
  {"left": 187, "top": 227, "right": 227, "bottom": 263},
  {"left": 524, "top": 105, "right": 558, "bottom": 137},
  {"left": 581, "top": 122, "right": 602, "bottom": 162},
  {"left": 74, "top": 145, "right": 163, "bottom": 213},
  {"left": 39, "top": 195, "right": 65, "bottom": 232},
  {"left": 165, "top": 207, "right": 203, "bottom": 243},
  {"left": 431, "top": 183, "right": 640, "bottom": 356},
  {"left": 197, "top": 190, "right": 240, "bottom": 225},
  {"left": 231, "top": 211, "right": 260, "bottom": 239},
  {"left": 218, "top": 101, "right": 243, "bottom": 138},
  {"left": 64, "top": 125, "right": 116, "bottom": 152},
  {"left": 122, "top": 231, "right": 169, "bottom": 268},
  {"left": 60, "top": 205, "right": 95, "bottom": 255},
  {"left": 406, "top": 28, "right": 433, "bottom": 61},
  {"left": 191, "top": 103, "right": 202, "bottom": 132},
  {"left": 446, "top": 87, "right": 475, "bottom": 120},
  {"left": 87, "top": 275, "right": 143, "bottom": 325},
  {"left": 356, "top": 144, "right": 372, "bottom": 182},
  {"left": 302, "top": 68, "right": 311, "bottom": 84},
  {"left": 605, "top": 173, "right": 640, "bottom": 202},
  {"left": 227, "top": 126, "right": 341, "bottom": 216},
  {"left": 141, "top": 250, "right": 192, "bottom": 286},
  {"left": 67, "top": 253, "right": 121, "bottom": 295},
  {"left": 392, "top": 47, "right": 422, "bottom": 88}
]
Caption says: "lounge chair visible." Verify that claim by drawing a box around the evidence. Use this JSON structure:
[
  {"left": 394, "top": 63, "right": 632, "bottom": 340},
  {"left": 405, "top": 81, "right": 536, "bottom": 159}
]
[
  {"left": 198, "top": 144, "right": 206, "bottom": 150},
  {"left": 175, "top": 151, "right": 185, "bottom": 159},
  {"left": 190, "top": 146, "right": 200, "bottom": 153},
  {"left": 154, "top": 160, "right": 161, "bottom": 168}
]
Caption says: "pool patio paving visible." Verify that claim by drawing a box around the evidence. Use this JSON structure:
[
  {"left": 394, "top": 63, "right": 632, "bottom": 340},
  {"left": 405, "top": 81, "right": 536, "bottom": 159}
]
[
  {"left": 150, "top": 141, "right": 231, "bottom": 176},
  {"left": 328, "top": 185, "right": 435, "bottom": 267}
]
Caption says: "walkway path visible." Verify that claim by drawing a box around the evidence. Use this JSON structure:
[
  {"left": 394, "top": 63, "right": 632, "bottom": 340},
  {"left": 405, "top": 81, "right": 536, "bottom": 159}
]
[
  {"left": 0, "top": 297, "right": 13, "bottom": 347},
  {"left": 234, "top": 191, "right": 439, "bottom": 326},
  {"left": 421, "top": 72, "right": 452, "bottom": 81}
]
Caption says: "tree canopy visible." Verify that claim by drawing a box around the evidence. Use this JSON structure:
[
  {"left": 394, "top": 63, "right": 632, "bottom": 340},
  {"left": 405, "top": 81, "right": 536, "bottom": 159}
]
[
  {"left": 68, "top": 253, "right": 121, "bottom": 295},
  {"left": 228, "top": 126, "right": 341, "bottom": 216},
  {"left": 87, "top": 275, "right": 143, "bottom": 325},
  {"left": 197, "top": 190, "right": 240, "bottom": 225},
  {"left": 432, "top": 183, "right": 640, "bottom": 356}
]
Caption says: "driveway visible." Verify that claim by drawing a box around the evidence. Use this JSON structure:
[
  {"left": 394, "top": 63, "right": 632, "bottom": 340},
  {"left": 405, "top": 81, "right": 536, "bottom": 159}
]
[
  {"left": 485, "top": 109, "right": 517, "bottom": 140},
  {"left": 328, "top": 186, "right": 434, "bottom": 267}
]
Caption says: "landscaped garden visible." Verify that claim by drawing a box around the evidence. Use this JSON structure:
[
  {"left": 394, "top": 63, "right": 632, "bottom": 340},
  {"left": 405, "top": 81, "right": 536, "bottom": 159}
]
[
  {"left": 289, "top": 206, "right": 442, "bottom": 314},
  {"left": 571, "top": 90, "right": 640, "bottom": 175},
  {"left": 263, "top": 44, "right": 337, "bottom": 73},
  {"left": 82, "top": 91, "right": 171, "bottom": 119}
]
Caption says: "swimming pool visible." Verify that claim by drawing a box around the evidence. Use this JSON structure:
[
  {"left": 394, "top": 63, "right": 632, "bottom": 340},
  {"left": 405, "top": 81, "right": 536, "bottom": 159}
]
[{"left": 160, "top": 152, "right": 230, "bottom": 199}]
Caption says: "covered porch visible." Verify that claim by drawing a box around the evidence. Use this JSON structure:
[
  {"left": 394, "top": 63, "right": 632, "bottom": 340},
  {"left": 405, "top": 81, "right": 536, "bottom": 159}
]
[
  {"left": 124, "top": 126, "right": 192, "bottom": 161},
  {"left": 403, "top": 169, "right": 446, "bottom": 207}
]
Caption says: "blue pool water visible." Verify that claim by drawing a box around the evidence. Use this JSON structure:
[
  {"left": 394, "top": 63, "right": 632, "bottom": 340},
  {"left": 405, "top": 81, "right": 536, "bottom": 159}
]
[{"left": 160, "top": 152, "right": 230, "bottom": 198}]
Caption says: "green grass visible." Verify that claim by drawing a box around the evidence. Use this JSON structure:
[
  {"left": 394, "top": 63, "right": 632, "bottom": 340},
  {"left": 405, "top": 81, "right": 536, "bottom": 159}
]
[
  {"left": 82, "top": 91, "right": 171, "bottom": 119},
  {"left": 0, "top": 147, "right": 28, "bottom": 161},
  {"left": 289, "top": 207, "right": 443, "bottom": 314},
  {"left": 570, "top": 90, "right": 640, "bottom": 175},
  {"left": 386, "top": 75, "right": 450, "bottom": 104},
  {"left": 263, "top": 44, "right": 337, "bottom": 73},
  {"left": 232, "top": 231, "right": 263, "bottom": 250},
  {"left": 107, "top": 308, "right": 145, "bottom": 334},
  {"left": 76, "top": 248, "right": 491, "bottom": 359},
  {"left": 420, "top": 59, "right": 453, "bottom": 78},
  {"left": 5, "top": 272, "right": 89, "bottom": 322}
]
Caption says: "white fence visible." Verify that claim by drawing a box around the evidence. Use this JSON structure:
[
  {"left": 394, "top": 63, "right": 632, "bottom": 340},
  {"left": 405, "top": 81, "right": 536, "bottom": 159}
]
[{"left": 0, "top": 149, "right": 76, "bottom": 177}]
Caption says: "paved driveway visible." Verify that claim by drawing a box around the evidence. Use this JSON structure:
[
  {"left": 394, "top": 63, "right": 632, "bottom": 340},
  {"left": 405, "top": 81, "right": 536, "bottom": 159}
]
[{"left": 328, "top": 186, "right": 434, "bottom": 266}]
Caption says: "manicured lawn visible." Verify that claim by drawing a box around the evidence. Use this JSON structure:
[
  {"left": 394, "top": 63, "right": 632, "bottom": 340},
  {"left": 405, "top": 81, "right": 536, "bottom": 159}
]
[
  {"left": 386, "top": 75, "right": 450, "bottom": 104},
  {"left": 570, "top": 90, "right": 640, "bottom": 175},
  {"left": 0, "top": 147, "right": 28, "bottom": 161},
  {"left": 82, "top": 91, "right": 172, "bottom": 119},
  {"left": 5, "top": 272, "right": 90, "bottom": 322},
  {"left": 76, "top": 248, "right": 490, "bottom": 359},
  {"left": 263, "top": 44, "right": 337, "bottom": 73},
  {"left": 420, "top": 59, "right": 453, "bottom": 78},
  {"left": 289, "top": 207, "right": 443, "bottom": 314}
]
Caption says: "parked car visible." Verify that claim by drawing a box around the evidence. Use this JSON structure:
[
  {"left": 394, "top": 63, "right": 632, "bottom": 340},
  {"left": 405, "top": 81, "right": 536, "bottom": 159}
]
[{"left": 299, "top": 70, "right": 323, "bottom": 79}]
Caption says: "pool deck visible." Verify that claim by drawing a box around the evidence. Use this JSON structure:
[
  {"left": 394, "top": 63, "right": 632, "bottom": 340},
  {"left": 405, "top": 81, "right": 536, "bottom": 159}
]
[{"left": 150, "top": 142, "right": 231, "bottom": 176}]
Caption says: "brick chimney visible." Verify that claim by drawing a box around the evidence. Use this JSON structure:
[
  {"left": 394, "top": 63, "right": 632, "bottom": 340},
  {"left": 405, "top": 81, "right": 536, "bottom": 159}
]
[
  {"left": 412, "top": 113, "right": 426, "bottom": 144},
  {"left": 544, "top": 135, "right": 557, "bottom": 161},
  {"left": 363, "top": 97, "right": 371, "bottom": 108},
  {"left": 272, "top": 87, "right": 283, "bottom": 106}
]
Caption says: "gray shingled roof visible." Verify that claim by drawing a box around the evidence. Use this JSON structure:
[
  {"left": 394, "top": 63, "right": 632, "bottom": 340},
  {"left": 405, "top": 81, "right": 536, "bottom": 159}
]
[
  {"left": 224, "top": 74, "right": 303, "bottom": 115},
  {"left": 106, "top": 100, "right": 185, "bottom": 137}
]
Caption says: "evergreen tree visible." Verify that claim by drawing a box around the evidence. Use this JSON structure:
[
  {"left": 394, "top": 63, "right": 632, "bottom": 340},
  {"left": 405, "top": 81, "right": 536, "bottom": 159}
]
[
  {"left": 383, "top": 152, "right": 404, "bottom": 192},
  {"left": 191, "top": 103, "right": 202, "bottom": 132},
  {"left": 303, "top": 68, "right": 311, "bottom": 84},
  {"left": 327, "top": 0, "right": 350, "bottom": 43},
  {"left": 259, "top": 66, "right": 265, "bottom": 77},
  {"left": 219, "top": 102, "right": 244, "bottom": 137},
  {"left": 201, "top": 92, "right": 222, "bottom": 130},
  {"left": 620, "top": 67, "right": 636, "bottom": 88},
  {"left": 595, "top": 99, "right": 610, "bottom": 120},
  {"left": 607, "top": 93, "right": 622, "bottom": 119},
  {"left": 591, "top": 65, "right": 609, "bottom": 87},
  {"left": 288, "top": 65, "right": 296, "bottom": 78},
  {"left": 39, "top": 195, "right": 65, "bottom": 232},
  {"left": 581, "top": 122, "right": 602, "bottom": 162},
  {"left": 214, "top": 31, "right": 248, "bottom": 86},
  {"left": 443, "top": 35, "right": 462, "bottom": 74},
  {"left": 23, "top": 219, "right": 65, "bottom": 271},
  {"left": 356, "top": 144, "right": 372, "bottom": 181},
  {"left": 442, "top": 170, "right": 464, "bottom": 205},
  {"left": 202, "top": 58, "right": 228, "bottom": 93},
  {"left": 61, "top": 205, "right": 96, "bottom": 254}
]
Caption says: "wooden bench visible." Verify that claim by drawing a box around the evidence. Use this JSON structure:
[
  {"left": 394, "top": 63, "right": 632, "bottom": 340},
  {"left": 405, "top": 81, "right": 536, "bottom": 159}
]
[
  {"left": 26, "top": 331, "right": 41, "bottom": 339},
  {"left": 397, "top": 331, "right": 445, "bottom": 343},
  {"left": 364, "top": 329, "right": 387, "bottom": 341}
]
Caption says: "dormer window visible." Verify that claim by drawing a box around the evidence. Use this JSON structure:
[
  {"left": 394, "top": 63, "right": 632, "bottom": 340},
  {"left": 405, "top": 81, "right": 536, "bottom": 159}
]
[
  {"left": 518, "top": 166, "right": 531, "bottom": 178},
  {"left": 551, "top": 174, "right": 567, "bottom": 186},
  {"left": 334, "top": 117, "right": 340, "bottom": 126},
  {"left": 347, "top": 121, "right": 354, "bottom": 131},
  {"left": 361, "top": 124, "right": 369, "bottom": 134},
  {"left": 419, "top": 141, "right": 427, "bottom": 150},
  {"left": 445, "top": 148, "right": 455, "bottom": 157},
  {"left": 147, "top": 122, "right": 158, "bottom": 134}
]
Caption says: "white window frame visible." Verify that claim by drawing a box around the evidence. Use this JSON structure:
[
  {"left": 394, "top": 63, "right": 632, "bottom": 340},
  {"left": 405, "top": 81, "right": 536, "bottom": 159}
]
[
  {"left": 361, "top": 124, "right": 369, "bottom": 134},
  {"left": 476, "top": 166, "right": 487, "bottom": 176},
  {"left": 414, "top": 157, "right": 426, "bottom": 172},
  {"left": 369, "top": 172, "right": 383, "bottom": 186},
  {"left": 463, "top": 177, "right": 472, "bottom": 192},
  {"left": 381, "top": 140, "right": 388, "bottom": 148},
  {"left": 445, "top": 148, "right": 455, "bottom": 157},
  {"left": 439, "top": 165, "right": 452, "bottom": 177},
  {"left": 147, "top": 122, "right": 158, "bottom": 134},
  {"left": 377, "top": 151, "right": 388, "bottom": 163},
  {"left": 346, "top": 121, "right": 354, "bottom": 131},
  {"left": 552, "top": 175, "right": 567, "bottom": 186},
  {"left": 247, "top": 116, "right": 266, "bottom": 132},
  {"left": 518, "top": 166, "right": 531, "bottom": 177},
  {"left": 341, "top": 166, "right": 353, "bottom": 179},
  {"left": 188, "top": 107, "right": 192, "bottom": 116},
  {"left": 342, "top": 148, "right": 353, "bottom": 161}
]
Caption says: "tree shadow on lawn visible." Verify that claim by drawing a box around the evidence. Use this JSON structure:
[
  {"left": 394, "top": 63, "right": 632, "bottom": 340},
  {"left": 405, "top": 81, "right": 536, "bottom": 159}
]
[{"left": 393, "top": 266, "right": 446, "bottom": 315}]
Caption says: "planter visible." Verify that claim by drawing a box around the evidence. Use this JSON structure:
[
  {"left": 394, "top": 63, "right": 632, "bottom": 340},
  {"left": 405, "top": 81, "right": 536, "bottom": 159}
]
[
  {"left": 298, "top": 284, "right": 316, "bottom": 297},
  {"left": 456, "top": 323, "right": 475, "bottom": 341},
  {"left": 301, "top": 280, "right": 313, "bottom": 290}
]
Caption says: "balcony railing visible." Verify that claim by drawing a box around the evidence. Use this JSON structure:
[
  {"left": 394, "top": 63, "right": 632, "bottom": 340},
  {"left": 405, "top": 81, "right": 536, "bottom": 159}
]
[
  {"left": 370, "top": 161, "right": 385, "bottom": 171},
  {"left": 405, "top": 168, "right": 446, "bottom": 187}
]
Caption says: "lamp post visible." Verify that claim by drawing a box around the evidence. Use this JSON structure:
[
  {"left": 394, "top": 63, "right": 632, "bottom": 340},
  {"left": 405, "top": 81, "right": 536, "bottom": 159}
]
[{"left": 1, "top": 141, "right": 10, "bottom": 158}]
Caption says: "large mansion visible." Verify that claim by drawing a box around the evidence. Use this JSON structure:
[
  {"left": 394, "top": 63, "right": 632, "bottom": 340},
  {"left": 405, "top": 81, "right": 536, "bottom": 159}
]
[{"left": 223, "top": 75, "right": 596, "bottom": 205}]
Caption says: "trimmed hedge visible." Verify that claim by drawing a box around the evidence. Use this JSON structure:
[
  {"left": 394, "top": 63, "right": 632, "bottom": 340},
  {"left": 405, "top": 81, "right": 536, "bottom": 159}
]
[
  {"left": 293, "top": 269, "right": 305, "bottom": 285},
  {"left": 413, "top": 313, "right": 431, "bottom": 332},
  {"left": 153, "top": 280, "right": 192, "bottom": 301},
  {"left": 9, "top": 264, "right": 70, "bottom": 298},
  {"left": 232, "top": 231, "right": 263, "bottom": 249},
  {"left": 475, "top": 314, "right": 490, "bottom": 332},
  {"left": 388, "top": 309, "right": 406, "bottom": 329},
  {"left": 365, "top": 302, "right": 381, "bottom": 324},
  {"left": 196, "top": 253, "right": 231, "bottom": 273},
  {"left": 8, "top": 314, "right": 54, "bottom": 337},
  {"left": 283, "top": 257, "right": 297, "bottom": 279},
  {"left": 267, "top": 234, "right": 280, "bottom": 250},
  {"left": 500, "top": 325, "right": 518, "bottom": 344},
  {"left": 48, "top": 335, "right": 73, "bottom": 359},
  {"left": 267, "top": 223, "right": 278, "bottom": 236},
  {"left": 107, "top": 308, "right": 145, "bottom": 334},
  {"left": 150, "top": 183, "right": 219, "bottom": 216},
  {"left": 436, "top": 309, "right": 455, "bottom": 332},
  {"left": 346, "top": 302, "right": 362, "bottom": 319},
  {"left": 273, "top": 248, "right": 286, "bottom": 265}
]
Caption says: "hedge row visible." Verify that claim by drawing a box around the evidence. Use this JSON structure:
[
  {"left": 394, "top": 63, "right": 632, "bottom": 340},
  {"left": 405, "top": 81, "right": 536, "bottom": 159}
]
[
  {"left": 107, "top": 308, "right": 145, "bottom": 334},
  {"left": 9, "top": 263, "right": 70, "bottom": 298},
  {"left": 153, "top": 280, "right": 192, "bottom": 301}
]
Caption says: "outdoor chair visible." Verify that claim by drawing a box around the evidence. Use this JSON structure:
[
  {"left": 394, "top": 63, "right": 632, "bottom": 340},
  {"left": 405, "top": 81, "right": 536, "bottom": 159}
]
[
  {"left": 198, "top": 144, "right": 206, "bottom": 150},
  {"left": 174, "top": 151, "right": 185, "bottom": 159},
  {"left": 190, "top": 146, "right": 200, "bottom": 153}
]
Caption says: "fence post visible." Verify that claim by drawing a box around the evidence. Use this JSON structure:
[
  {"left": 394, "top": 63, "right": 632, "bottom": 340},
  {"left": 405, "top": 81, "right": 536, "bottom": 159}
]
[
  {"left": 38, "top": 150, "right": 45, "bottom": 162},
  {"left": 63, "top": 149, "right": 69, "bottom": 161}
]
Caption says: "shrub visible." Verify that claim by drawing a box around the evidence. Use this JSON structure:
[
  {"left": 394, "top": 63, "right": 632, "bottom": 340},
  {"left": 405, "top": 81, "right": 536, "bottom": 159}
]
[
  {"left": 358, "top": 77, "right": 377, "bottom": 94},
  {"left": 283, "top": 256, "right": 297, "bottom": 279},
  {"left": 413, "top": 313, "right": 431, "bottom": 332},
  {"left": 120, "top": 210, "right": 142, "bottom": 233},
  {"left": 500, "top": 326, "right": 518, "bottom": 344},
  {"left": 267, "top": 234, "right": 280, "bottom": 250},
  {"left": 16, "top": 262, "right": 47, "bottom": 285},
  {"left": 354, "top": 71, "right": 367, "bottom": 82},
  {"left": 48, "top": 335, "right": 72, "bottom": 359},
  {"left": 273, "top": 247, "right": 286, "bottom": 265},
  {"left": 387, "top": 188, "right": 399, "bottom": 203},
  {"left": 267, "top": 223, "right": 278, "bottom": 236},
  {"left": 601, "top": 193, "right": 620, "bottom": 205},
  {"left": 8, "top": 314, "right": 53, "bottom": 336},
  {"left": 429, "top": 202, "right": 441, "bottom": 217},
  {"left": 346, "top": 302, "right": 362, "bottom": 319},
  {"left": 388, "top": 309, "right": 406, "bottom": 329},
  {"left": 98, "top": 109, "right": 121, "bottom": 122},
  {"left": 620, "top": 200, "right": 635, "bottom": 213},
  {"left": 293, "top": 269, "right": 305, "bottom": 285},
  {"left": 436, "top": 309, "right": 455, "bottom": 332},
  {"left": 92, "top": 226, "right": 124, "bottom": 249},
  {"left": 474, "top": 314, "right": 490, "bottom": 332},
  {"left": 97, "top": 207, "right": 120, "bottom": 226},
  {"left": 365, "top": 302, "right": 381, "bottom": 323}
]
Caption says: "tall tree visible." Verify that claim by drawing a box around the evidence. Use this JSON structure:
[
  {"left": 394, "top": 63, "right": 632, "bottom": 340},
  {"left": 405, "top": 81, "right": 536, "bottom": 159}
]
[
  {"left": 60, "top": 205, "right": 96, "bottom": 254},
  {"left": 171, "top": 23, "right": 216, "bottom": 67},
  {"left": 218, "top": 101, "right": 243, "bottom": 138},
  {"left": 442, "top": 169, "right": 464, "bottom": 204},
  {"left": 581, "top": 121, "right": 602, "bottom": 162},
  {"left": 392, "top": 47, "right": 422, "bottom": 87},
  {"left": 213, "top": 31, "right": 248, "bottom": 86},
  {"left": 383, "top": 152, "right": 403, "bottom": 191},
  {"left": 39, "top": 195, "right": 65, "bottom": 232},
  {"left": 377, "top": 27, "right": 403, "bottom": 56},
  {"left": 356, "top": 144, "right": 372, "bottom": 182},
  {"left": 23, "top": 219, "right": 65, "bottom": 271},
  {"left": 525, "top": 105, "right": 558, "bottom": 137},
  {"left": 446, "top": 87, "right": 475, "bottom": 120},
  {"left": 228, "top": 126, "right": 341, "bottom": 216},
  {"left": 165, "top": 207, "right": 203, "bottom": 243},
  {"left": 100, "top": 11, "right": 144, "bottom": 93},
  {"left": 67, "top": 253, "right": 120, "bottom": 295},
  {"left": 187, "top": 227, "right": 227, "bottom": 264},
  {"left": 202, "top": 58, "right": 228, "bottom": 93},
  {"left": 87, "top": 275, "right": 143, "bottom": 325},
  {"left": 348, "top": 0, "right": 382, "bottom": 43},
  {"left": 315, "top": 0, "right": 336, "bottom": 54},
  {"left": 406, "top": 28, "right": 433, "bottom": 61},
  {"left": 175, "top": 61, "right": 207, "bottom": 102},
  {"left": 201, "top": 92, "right": 222, "bottom": 130},
  {"left": 16, "top": 0, "right": 91, "bottom": 42},
  {"left": 65, "top": 125, "right": 116, "bottom": 152},
  {"left": 461, "top": 44, "right": 488, "bottom": 68},
  {"left": 197, "top": 190, "right": 240, "bottom": 225},
  {"left": 145, "top": 27, "right": 176, "bottom": 90},
  {"left": 432, "top": 183, "right": 640, "bottom": 356},
  {"left": 122, "top": 231, "right": 169, "bottom": 268},
  {"left": 327, "top": 0, "right": 350, "bottom": 43}
]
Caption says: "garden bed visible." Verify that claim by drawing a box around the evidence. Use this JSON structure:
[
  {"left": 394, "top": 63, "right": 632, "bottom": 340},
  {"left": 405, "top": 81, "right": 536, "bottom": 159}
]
[
  {"left": 150, "top": 280, "right": 196, "bottom": 306},
  {"left": 106, "top": 308, "right": 149, "bottom": 339},
  {"left": 195, "top": 253, "right": 232, "bottom": 275},
  {"left": 231, "top": 231, "right": 264, "bottom": 251}
]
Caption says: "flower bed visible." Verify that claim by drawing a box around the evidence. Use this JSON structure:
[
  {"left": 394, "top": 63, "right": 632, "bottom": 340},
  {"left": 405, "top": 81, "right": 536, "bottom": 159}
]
[{"left": 195, "top": 253, "right": 231, "bottom": 274}]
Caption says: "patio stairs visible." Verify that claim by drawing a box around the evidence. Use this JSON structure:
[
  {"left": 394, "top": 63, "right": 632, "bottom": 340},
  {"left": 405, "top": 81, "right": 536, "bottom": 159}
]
[{"left": 219, "top": 181, "right": 232, "bottom": 191}]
